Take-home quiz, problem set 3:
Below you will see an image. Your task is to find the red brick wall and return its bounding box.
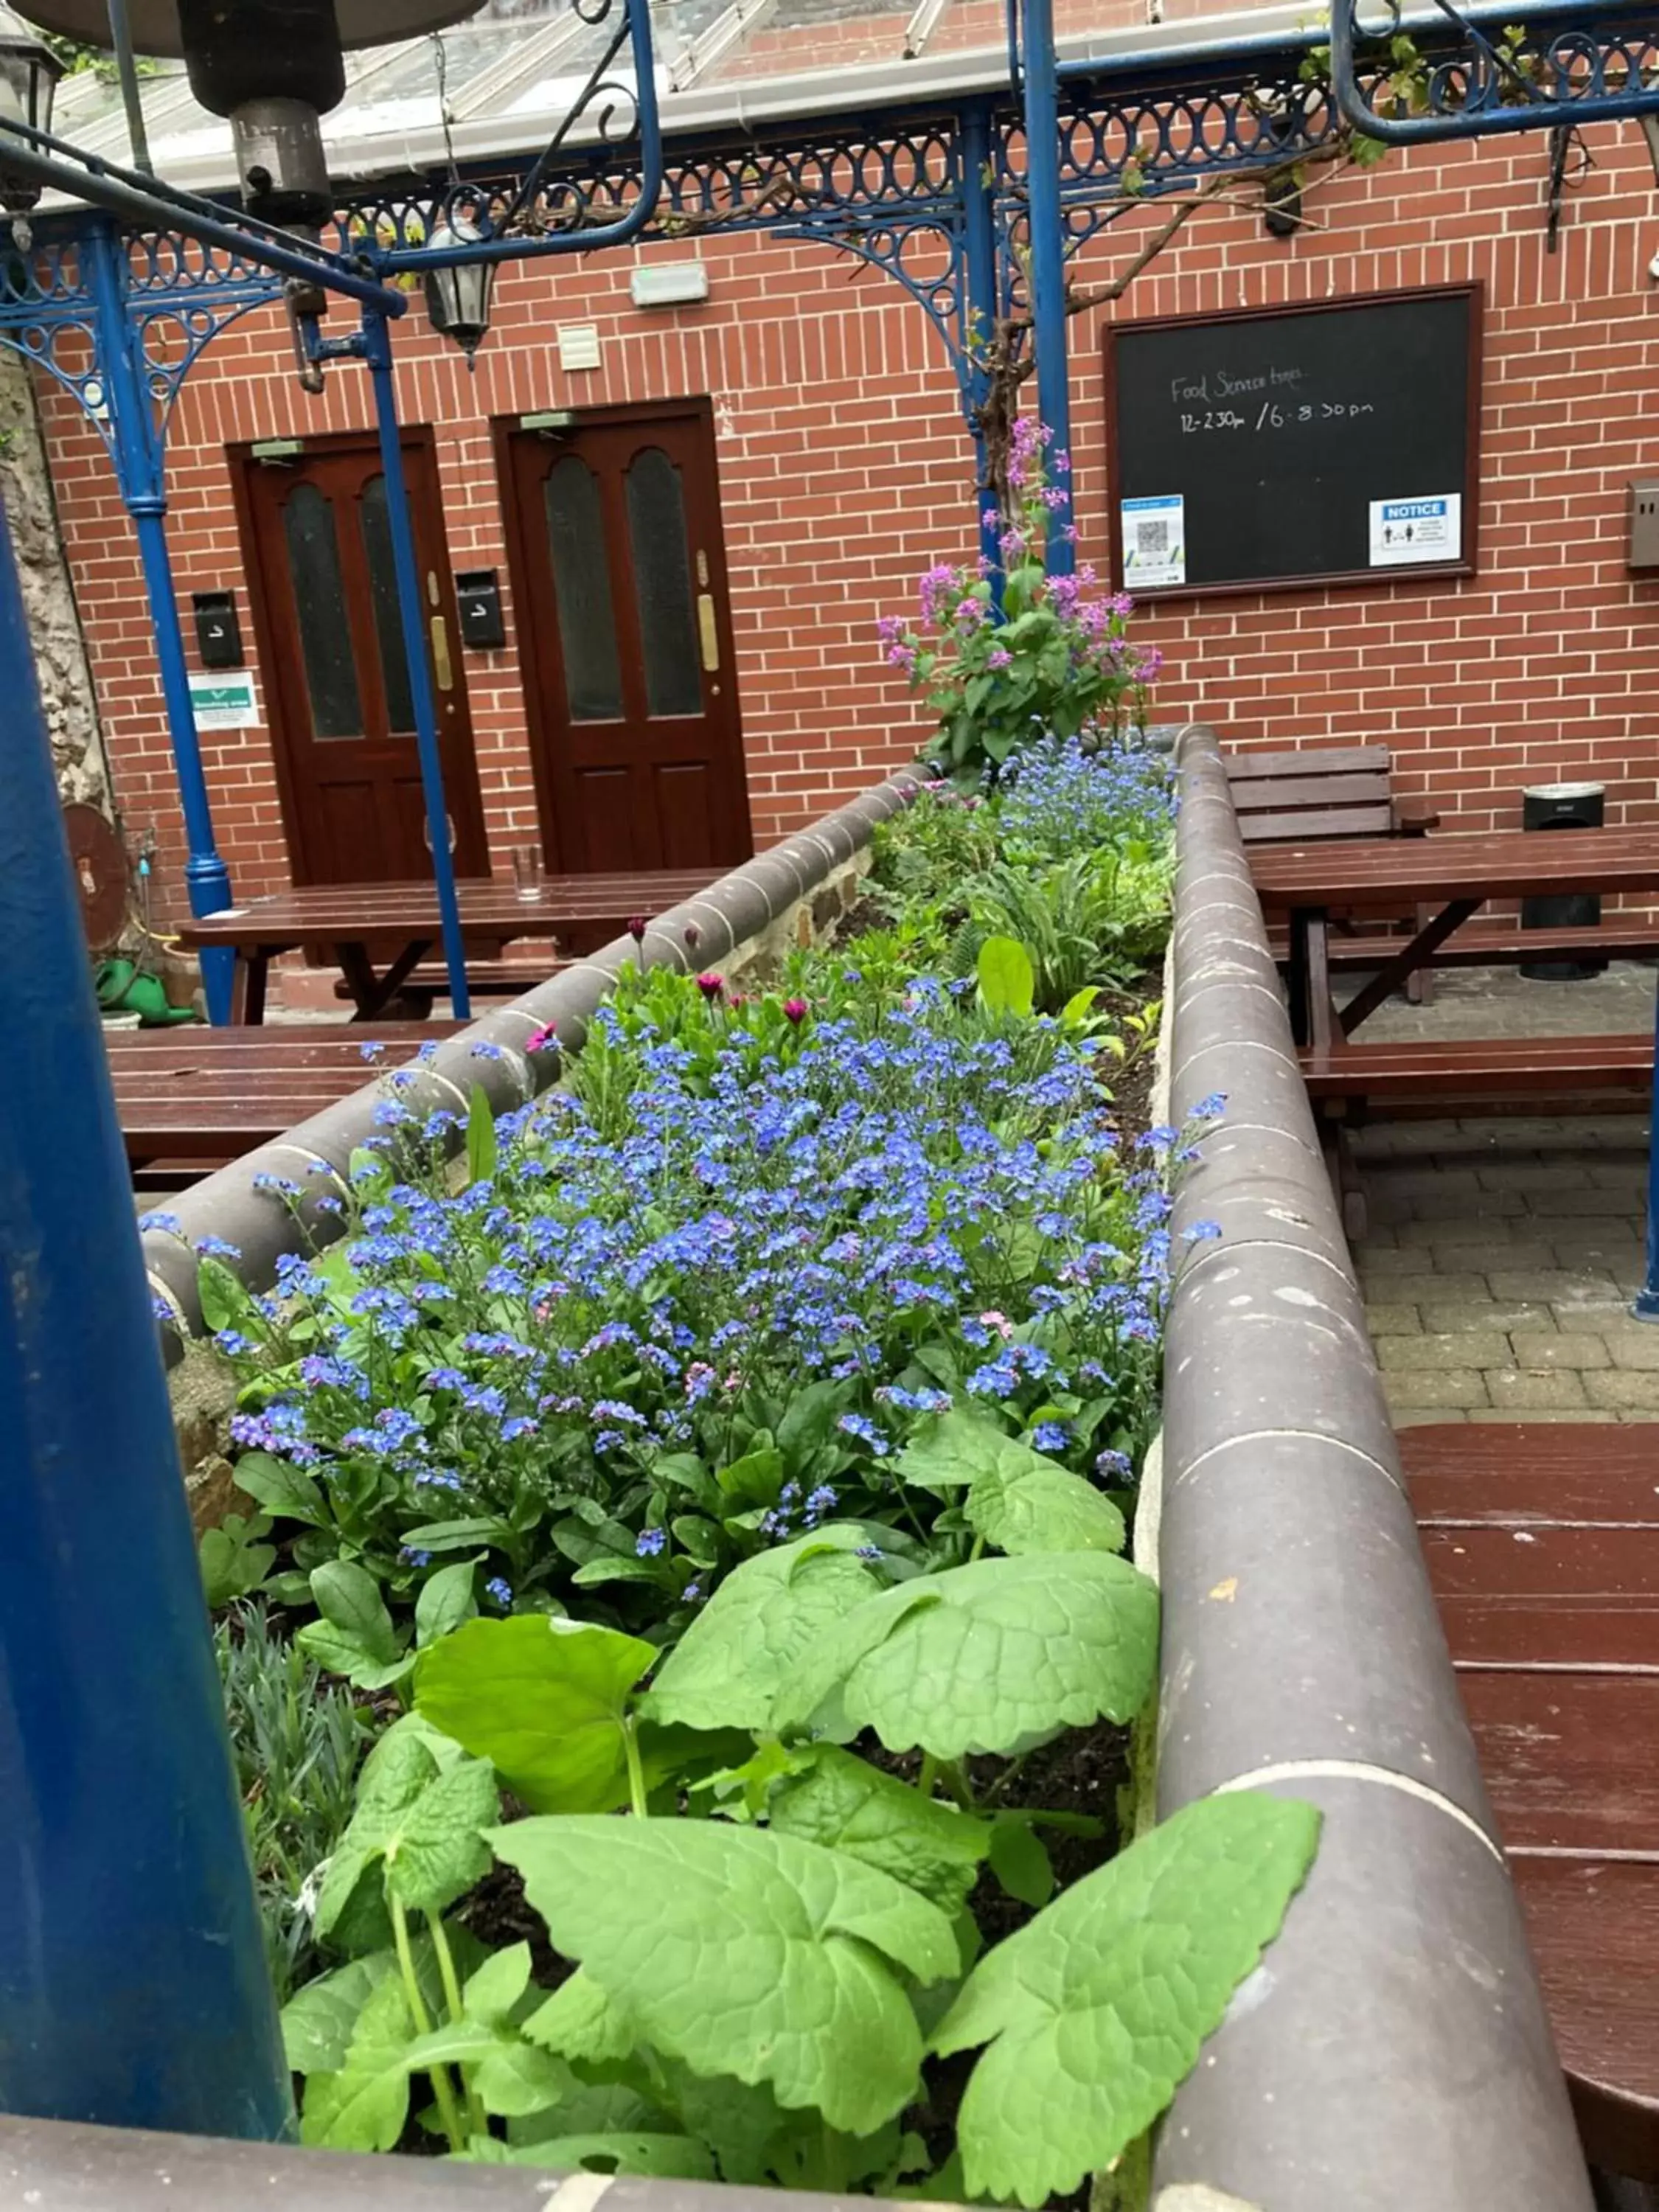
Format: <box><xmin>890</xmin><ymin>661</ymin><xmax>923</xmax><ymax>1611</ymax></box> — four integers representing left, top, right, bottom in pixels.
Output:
<box><xmin>36</xmin><ymin>111</ymin><xmax>1659</xmax><ymax>928</ymax></box>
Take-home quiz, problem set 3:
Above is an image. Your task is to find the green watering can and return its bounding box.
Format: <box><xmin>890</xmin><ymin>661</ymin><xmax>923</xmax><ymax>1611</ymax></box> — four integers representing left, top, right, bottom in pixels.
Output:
<box><xmin>94</xmin><ymin>957</ymin><xmax>199</xmax><ymax>1026</ymax></box>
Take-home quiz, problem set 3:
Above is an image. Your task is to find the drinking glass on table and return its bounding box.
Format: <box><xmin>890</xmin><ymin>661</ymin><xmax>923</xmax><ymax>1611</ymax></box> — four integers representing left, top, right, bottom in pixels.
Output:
<box><xmin>510</xmin><ymin>846</ymin><xmax>544</xmax><ymax>902</ymax></box>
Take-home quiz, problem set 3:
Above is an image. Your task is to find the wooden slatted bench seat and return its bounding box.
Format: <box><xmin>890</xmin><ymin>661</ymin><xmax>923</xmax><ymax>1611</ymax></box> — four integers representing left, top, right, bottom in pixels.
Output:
<box><xmin>108</xmin><ymin>1022</ymin><xmax>464</xmax><ymax>1175</ymax></box>
<box><xmin>1301</xmin><ymin>1034</ymin><xmax>1655</xmax><ymax>1105</ymax></box>
<box><xmin>1308</xmin><ymin>919</ymin><xmax>1659</xmax><ymax>970</ymax></box>
<box><xmin>1401</xmin><ymin>1423</ymin><xmax>1659</xmax><ymax>2189</ymax></box>
<box><xmin>1225</xmin><ymin>743</ymin><xmax>1439</xmax><ymax>844</ymax></box>
<box><xmin>1228</xmin><ymin>743</ymin><xmax>1441</xmax><ymax>1003</ymax></box>
<box><xmin>332</xmin><ymin>961</ymin><xmax>567</xmax><ymax>1015</ymax></box>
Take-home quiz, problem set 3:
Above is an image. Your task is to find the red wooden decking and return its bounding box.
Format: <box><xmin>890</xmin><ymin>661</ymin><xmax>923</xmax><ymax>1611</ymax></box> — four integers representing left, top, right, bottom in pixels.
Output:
<box><xmin>1402</xmin><ymin>1423</ymin><xmax>1659</xmax><ymax>2182</ymax></box>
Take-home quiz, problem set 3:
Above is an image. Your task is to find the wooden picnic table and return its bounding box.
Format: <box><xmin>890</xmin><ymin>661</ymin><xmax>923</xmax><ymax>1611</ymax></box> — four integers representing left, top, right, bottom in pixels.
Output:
<box><xmin>175</xmin><ymin>871</ymin><xmax>718</xmax><ymax>1022</ymax></box>
<box><xmin>1251</xmin><ymin>827</ymin><xmax>1659</xmax><ymax>1048</ymax></box>
<box><xmin>110</xmin><ymin>1023</ymin><xmax>464</xmax><ymax>1169</ymax></box>
<box><xmin>1402</xmin><ymin>1423</ymin><xmax>1659</xmax><ymax>2184</ymax></box>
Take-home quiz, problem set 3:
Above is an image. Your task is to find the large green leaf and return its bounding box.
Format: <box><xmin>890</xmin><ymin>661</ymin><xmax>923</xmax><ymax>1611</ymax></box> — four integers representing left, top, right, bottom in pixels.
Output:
<box><xmin>493</xmin><ymin>2132</ymin><xmax>719</xmax><ymax>2178</ymax></box>
<box><xmin>301</xmin><ymin>1995</ymin><xmax>501</xmax><ymax>2154</ymax></box>
<box><xmin>314</xmin><ymin>1733</ymin><xmax>495</xmax><ymax>1935</ymax></box>
<box><xmin>493</xmin><ymin>1816</ymin><xmax>957</xmax><ymax>2134</ymax></box>
<box><xmin>772</xmin><ymin>1552</ymin><xmax>1158</xmax><ymax>1759</ymax></box>
<box><xmin>641</xmin><ymin>1531</ymin><xmax>881</xmax><ymax>1735</ymax></box>
<box><xmin>900</xmin><ymin>1413</ymin><xmax>1125</xmax><ymax>1554</ymax></box>
<box><xmin>465</xmin><ymin>1083</ymin><xmax>498</xmax><ymax>1187</ymax></box>
<box><xmin>966</xmin><ymin>1454</ymin><xmax>1124</xmax><ymax>1558</ymax></box>
<box><xmin>282</xmin><ymin>1930</ymin><xmax>484</xmax><ymax>2074</ymax></box>
<box><xmin>415</xmin><ymin>1560</ymin><xmax>478</xmax><ymax>1648</ymax></box>
<box><xmin>297</xmin><ymin>1559</ymin><xmax>411</xmax><ymax>1688</ymax></box>
<box><xmin>769</xmin><ymin>1747</ymin><xmax>990</xmax><ymax>1914</ymax></box>
<box><xmin>932</xmin><ymin>1792</ymin><xmax>1322</xmax><ymax>2206</ymax></box>
<box><xmin>415</xmin><ymin>1615</ymin><xmax>655</xmax><ymax>1814</ymax></box>
<box><xmin>522</xmin><ymin>1968</ymin><xmax>639</xmax><ymax>2065</ymax></box>
<box><xmin>299</xmin><ymin>1978</ymin><xmax>416</xmax><ymax>2152</ymax></box>
<box><xmin>231</xmin><ymin>1450</ymin><xmax>325</xmax><ymax>1527</ymax></box>
<box><xmin>282</xmin><ymin>1952</ymin><xmax>401</xmax><ymax>2076</ymax></box>
<box><xmin>380</xmin><ymin>1757</ymin><xmax>498</xmax><ymax>1916</ymax></box>
<box><xmin>976</xmin><ymin>936</ymin><xmax>1034</xmax><ymax>1018</ymax></box>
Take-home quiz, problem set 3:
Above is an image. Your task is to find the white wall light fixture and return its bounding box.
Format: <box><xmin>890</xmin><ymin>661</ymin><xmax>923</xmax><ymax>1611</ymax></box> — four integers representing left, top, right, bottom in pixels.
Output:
<box><xmin>630</xmin><ymin>262</ymin><xmax>711</xmax><ymax>309</ymax></box>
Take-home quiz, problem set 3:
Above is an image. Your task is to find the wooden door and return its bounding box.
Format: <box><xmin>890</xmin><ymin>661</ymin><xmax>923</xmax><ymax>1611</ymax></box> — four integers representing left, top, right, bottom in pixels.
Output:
<box><xmin>498</xmin><ymin>400</ymin><xmax>752</xmax><ymax>873</ymax></box>
<box><xmin>232</xmin><ymin>431</ymin><xmax>490</xmax><ymax>884</ymax></box>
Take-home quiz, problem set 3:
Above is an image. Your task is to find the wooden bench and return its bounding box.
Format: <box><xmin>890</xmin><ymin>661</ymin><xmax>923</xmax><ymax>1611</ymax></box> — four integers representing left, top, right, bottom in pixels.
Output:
<box><xmin>1402</xmin><ymin>1423</ymin><xmax>1659</xmax><ymax>2188</ymax></box>
<box><xmin>1228</xmin><ymin>744</ymin><xmax>1442</xmax><ymax>1001</ymax></box>
<box><xmin>1225</xmin><ymin>743</ymin><xmax>1439</xmax><ymax>844</ymax></box>
<box><xmin>1315</xmin><ymin>919</ymin><xmax>1658</xmax><ymax>973</ymax></box>
<box><xmin>332</xmin><ymin>961</ymin><xmax>567</xmax><ymax>1016</ymax></box>
<box><xmin>1301</xmin><ymin>1034</ymin><xmax>1655</xmax><ymax>1105</ymax></box>
<box><xmin>109</xmin><ymin>1022</ymin><xmax>464</xmax><ymax>1177</ymax></box>
<box><xmin>1301</xmin><ymin>1034</ymin><xmax>1653</xmax><ymax>1234</ymax></box>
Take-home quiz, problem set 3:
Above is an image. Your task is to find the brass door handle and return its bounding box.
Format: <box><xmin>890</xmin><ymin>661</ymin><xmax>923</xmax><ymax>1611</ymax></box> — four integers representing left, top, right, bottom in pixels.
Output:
<box><xmin>431</xmin><ymin>614</ymin><xmax>453</xmax><ymax>692</ymax></box>
<box><xmin>697</xmin><ymin>592</ymin><xmax>719</xmax><ymax>674</ymax></box>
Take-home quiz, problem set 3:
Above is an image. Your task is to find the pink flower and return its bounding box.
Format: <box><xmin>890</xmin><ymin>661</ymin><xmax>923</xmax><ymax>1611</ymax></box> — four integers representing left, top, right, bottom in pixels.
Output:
<box><xmin>526</xmin><ymin>1020</ymin><xmax>557</xmax><ymax>1054</ymax></box>
<box><xmin>979</xmin><ymin>1309</ymin><xmax>1014</xmax><ymax>1339</ymax></box>
<box><xmin>1054</xmin><ymin>449</ymin><xmax>1071</xmax><ymax>473</ymax></box>
<box><xmin>783</xmin><ymin>997</ymin><xmax>808</xmax><ymax>1023</ymax></box>
<box><xmin>987</xmin><ymin>646</ymin><xmax>1012</xmax><ymax>669</ymax></box>
<box><xmin>627</xmin><ymin>914</ymin><xmax>647</xmax><ymax>942</ymax></box>
<box><xmin>695</xmin><ymin>971</ymin><xmax>723</xmax><ymax>1001</ymax></box>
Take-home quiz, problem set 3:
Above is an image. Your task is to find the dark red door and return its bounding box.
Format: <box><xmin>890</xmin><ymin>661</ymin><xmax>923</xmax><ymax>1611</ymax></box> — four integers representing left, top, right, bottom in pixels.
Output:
<box><xmin>499</xmin><ymin>400</ymin><xmax>752</xmax><ymax>873</ymax></box>
<box><xmin>233</xmin><ymin>431</ymin><xmax>489</xmax><ymax>883</ymax></box>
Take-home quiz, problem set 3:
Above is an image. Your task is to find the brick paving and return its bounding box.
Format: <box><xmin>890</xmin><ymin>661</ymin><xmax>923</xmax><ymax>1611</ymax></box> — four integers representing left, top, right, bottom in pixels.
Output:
<box><xmin>1347</xmin><ymin>961</ymin><xmax>1658</xmax><ymax>1424</ymax></box>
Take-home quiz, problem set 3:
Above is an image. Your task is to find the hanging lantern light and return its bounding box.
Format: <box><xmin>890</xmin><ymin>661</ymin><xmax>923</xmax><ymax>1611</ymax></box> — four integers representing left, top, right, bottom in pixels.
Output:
<box><xmin>0</xmin><ymin>4</ymin><xmax>63</xmax><ymax>241</ymax></box>
<box><xmin>423</xmin><ymin>211</ymin><xmax>495</xmax><ymax>363</ymax></box>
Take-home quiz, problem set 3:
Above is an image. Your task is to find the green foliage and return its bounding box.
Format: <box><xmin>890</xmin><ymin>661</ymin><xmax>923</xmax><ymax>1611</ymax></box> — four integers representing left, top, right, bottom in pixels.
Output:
<box><xmin>216</xmin><ymin>1602</ymin><xmax>372</xmax><ymax>2002</ymax></box>
<box><xmin>934</xmin><ymin>1792</ymin><xmax>1322</xmax><ymax>2203</ymax></box>
<box><xmin>878</xmin><ymin>428</ymin><xmax>1156</xmax><ymax>786</ymax></box>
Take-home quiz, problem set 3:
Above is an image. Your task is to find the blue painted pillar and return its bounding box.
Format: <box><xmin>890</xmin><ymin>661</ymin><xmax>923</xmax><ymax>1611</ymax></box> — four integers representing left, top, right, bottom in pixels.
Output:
<box><xmin>359</xmin><ymin>306</ymin><xmax>471</xmax><ymax>1021</ymax></box>
<box><xmin>0</xmin><ymin>491</ymin><xmax>291</xmax><ymax>2138</ymax></box>
<box><xmin>85</xmin><ymin>222</ymin><xmax>235</xmax><ymax>1023</ymax></box>
<box><xmin>1635</xmin><ymin>973</ymin><xmax>1659</xmax><ymax>1321</ymax></box>
<box><xmin>1020</xmin><ymin>0</ymin><xmax>1074</xmax><ymax>572</ymax></box>
<box><xmin>960</xmin><ymin>100</ymin><xmax>1005</xmax><ymax>582</ymax></box>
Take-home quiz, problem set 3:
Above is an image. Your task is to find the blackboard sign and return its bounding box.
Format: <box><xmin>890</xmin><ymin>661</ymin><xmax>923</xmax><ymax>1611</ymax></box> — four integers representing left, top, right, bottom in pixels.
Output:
<box><xmin>1103</xmin><ymin>285</ymin><xmax>1481</xmax><ymax>598</ymax></box>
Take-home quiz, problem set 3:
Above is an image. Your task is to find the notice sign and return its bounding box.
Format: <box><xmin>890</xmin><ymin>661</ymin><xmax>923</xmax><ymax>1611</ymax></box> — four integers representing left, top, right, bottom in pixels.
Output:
<box><xmin>1368</xmin><ymin>493</ymin><xmax>1461</xmax><ymax>568</ymax></box>
<box><xmin>188</xmin><ymin>670</ymin><xmax>260</xmax><ymax>729</ymax></box>
<box><xmin>1121</xmin><ymin>493</ymin><xmax>1186</xmax><ymax>588</ymax></box>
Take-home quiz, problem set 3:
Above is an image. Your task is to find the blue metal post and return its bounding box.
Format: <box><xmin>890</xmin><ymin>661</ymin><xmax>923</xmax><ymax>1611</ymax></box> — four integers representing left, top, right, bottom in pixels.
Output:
<box><xmin>960</xmin><ymin>100</ymin><xmax>1006</xmax><ymax>582</ymax></box>
<box><xmin>0</xmin><ymin>493</ymin><xmax>291</xmax><ymax>2138</ymax></box>
<box><xmin>85</xmin><ymin>222</ymin><xmax>235</xmax><ymax>1023</ymax></box>
<box><xmin>360</xmin><ymin>306</ymin><xmax>471</xmax><ymax>1021</ymax></box>
<box><xmin>1635</xmin><ymin>975</ymin><xmax>1659</xmax><ymax>1320</ymax></box>
<box><xmin>1019</xmin><ymin>0</ymin><xmax>1074</xmax><ymax>571</ymax></box>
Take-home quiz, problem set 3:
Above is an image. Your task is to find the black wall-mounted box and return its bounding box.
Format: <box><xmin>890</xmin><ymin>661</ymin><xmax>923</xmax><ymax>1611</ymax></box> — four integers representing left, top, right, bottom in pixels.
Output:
<box><xmin>192</xmin><ymin>590</ymin><xmax>244</xmax><ymax>669</ymax></box>
<box><xmin>456</xmin><ymin>569</ymin><xmax>505</xmax><ymax>650</ymax></box>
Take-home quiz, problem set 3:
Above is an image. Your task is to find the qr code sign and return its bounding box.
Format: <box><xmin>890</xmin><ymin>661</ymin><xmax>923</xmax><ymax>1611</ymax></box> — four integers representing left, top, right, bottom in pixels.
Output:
<box><xmin>1135</xmin><ymin>519</ymin><xmax>1169</xmax><ymax>554</ymax></box>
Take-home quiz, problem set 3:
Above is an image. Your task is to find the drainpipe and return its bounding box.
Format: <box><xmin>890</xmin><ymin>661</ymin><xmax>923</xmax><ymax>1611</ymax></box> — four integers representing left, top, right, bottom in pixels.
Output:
<box><xmin>959</xmin><ymin>100</ymin><xmax>1004</xmax><ymax>585</ymax></box>
<box><xmin>0</xmin><ymin>486</ymin><xmax>291</xmax><ymax>2138</ymax></box>
<box><xmin>85</xmin><ymin>220</ymin><xmax>235</xmax><ymax>1023</ymax></box>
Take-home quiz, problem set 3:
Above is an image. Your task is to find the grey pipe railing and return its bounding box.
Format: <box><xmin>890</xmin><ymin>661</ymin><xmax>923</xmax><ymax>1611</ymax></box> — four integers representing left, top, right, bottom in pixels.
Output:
<box><xmin>143</xmin><ymin>771</ymin><xmax>919</xmax><ymax>1346</ymax></box>
<box><xmin>0</xmin><ymin>2114</ymin><xmax>860</xmax><ymax>2211</ymax></box>
<box><xmin>1152</xmin><ymin>723</ymin><xmax>1593</xmax><ymax>2211</ymax></box>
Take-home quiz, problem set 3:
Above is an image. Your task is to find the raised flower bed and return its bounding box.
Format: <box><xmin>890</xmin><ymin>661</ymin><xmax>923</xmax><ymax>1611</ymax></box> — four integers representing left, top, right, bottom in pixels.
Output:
<box><xmin>147</xmin><ymin>717</ymin><xmax>1326</xmax><ymax>2206</ymax></box>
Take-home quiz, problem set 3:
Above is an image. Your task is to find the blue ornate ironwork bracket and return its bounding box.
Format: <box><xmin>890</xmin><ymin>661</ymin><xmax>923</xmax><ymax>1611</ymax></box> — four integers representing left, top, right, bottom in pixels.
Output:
<box><xmin>1329</xmin><ymin>0</ymin><xmax>1659</xmax><ymax>142</ymax></box>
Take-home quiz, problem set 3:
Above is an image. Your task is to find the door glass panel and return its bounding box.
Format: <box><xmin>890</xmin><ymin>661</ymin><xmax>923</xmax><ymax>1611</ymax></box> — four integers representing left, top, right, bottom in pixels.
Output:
<box><xmin>358</xmin><ymin>474</ymin><xmax>417</xmax><ymax>734</ymax></box>
<box><xmin>281</xmin><ymin>482</ymin><xmax>364</xmax><ymax>740</ymax></box>
<box><xmin>544</xmin><ymin>455</ymin><xmax>623</xmax><ymax>721</ymax></box>
<box><xmin>625</xmin><ymin>447</ymin><xmax>702</xmax><ymax>718</ymax></box>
